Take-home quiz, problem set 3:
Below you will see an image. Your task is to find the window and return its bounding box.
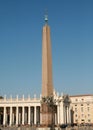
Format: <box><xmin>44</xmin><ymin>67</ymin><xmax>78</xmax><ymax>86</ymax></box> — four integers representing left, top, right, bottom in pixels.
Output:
<box><xmin>81</xmin><ymin>104</ymin><xmax>83</xmax><ymax>106</ymax></box>
<box><xmin>82</xmin><ymin>99</ymin><xmax>84</xmax><ymax>101</ymax></box>
<box><xmin>75</xmin><ymin>99</ymin><xmax>78</xmax><ymax>101</ymax></box>
<box><xmin>75</xmin><ymin>119</ymin><xmax>78</xmax><ymax>122</ymax></box>
<box><xmin>81</xmin><ymin>119</ymin><xmax>84</xmax><ymax>122</ymax></box>
<box><xmin>75</xmin><ymin>114</ymin><xmax>77</xmax><ymax>117</ymax></box>
<box><xmin>81</xmin><ymin>107</ymin><xmax>83</xmax><ymax>112</ymax></box>
<box><xmin>75</xmin><ymin>108</ymin><xmax>77</xmax><ymax>112</ymax></box>
<box><xmin>87</xmin><ymin>107</ymin><xmax>90</xmax><ymax>112</ymax></box>
<box><xmin>88</xmin><ymin>119</ymin><xmax>91</xmax><ymax>122</ymax></box>
<box><xmin>81</xmin><ymin>114</ymin><xmax>84</xmax><ymax>117</ymax></box>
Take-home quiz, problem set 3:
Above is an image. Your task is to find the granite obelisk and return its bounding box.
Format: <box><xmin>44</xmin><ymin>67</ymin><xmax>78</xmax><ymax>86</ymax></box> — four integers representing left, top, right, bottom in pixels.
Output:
<box><xmin>41</xmin><ymin>14</ymin><xmax>53</xmax><ymax>126</ymax></box>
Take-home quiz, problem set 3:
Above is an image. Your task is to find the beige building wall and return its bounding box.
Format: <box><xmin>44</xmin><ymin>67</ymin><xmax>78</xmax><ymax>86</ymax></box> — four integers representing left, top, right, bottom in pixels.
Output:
<box><xmin>70</xmin><ymin>95</ymin><xmax>93</xmax><ymax>124</ymax></box>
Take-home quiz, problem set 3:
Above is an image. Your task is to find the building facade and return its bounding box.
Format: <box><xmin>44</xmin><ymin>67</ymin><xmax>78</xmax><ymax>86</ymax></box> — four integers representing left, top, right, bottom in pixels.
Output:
<box><xmin>0</xmin><ymin>93</ymin><xmax>71</xmax><ymax>126</ymax></box>
<box><xmin>0</xmin><ymin>94</ymin><xmax>93</xmax><ymax>126</ymax></box>
<box><xmin>70</xmin><ymin>94</ymin><xmax>93</xmax><ymax>125</ymax></box>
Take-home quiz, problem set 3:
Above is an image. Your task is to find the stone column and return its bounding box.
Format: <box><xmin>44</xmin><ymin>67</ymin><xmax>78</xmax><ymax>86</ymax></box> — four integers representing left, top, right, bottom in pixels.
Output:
<box><xmin>60</xmin><ymin>102</ymin><xmax>64</xmax><ymax>124</ymax></box>
<box><xmin>65</xmin><ymin>106</ymin><xmax>67</xmax><ymax>124</ymax></box>
<box><xmin>34</xmin><ymin>106</ymin><xmax>36</xmax><ymax>125</ymax></box>
<box><xmin>69</xmin><ymin>107</ymin><xmax>71</xmax><ymax>124</ymax></box>
<box><xmin>9</xmin><ymin>107</ymin><xmax>12</xmax><ymax>126</ymax></box>
<box><xmin>19</xmin><ymin>113</ymin><xmax>21</xmax><ymax>124</ymax></box>
<box><xmin>16</xmin><ymin>107</ymin><xmax>18</xmax><ymax>126</ymax></box>
<box><xmin>63</xmin><ymin>106</ymin><xmax>66</xmax><ymax>124</ymax></box>
<box><xmin>55</xmin><ymin>113</ymin><xmax>57</xmax><ymax>125</ymax></box>
<box><xmin>12</xmin><ymin>113</ymin><xmax>14</xmax><ymax>125</ymax></box>
<box><xmin>3</xmin><ymin>107</ymin><xmax>6</xmax><ymax>126</ymax></box>
<box><xmin>57</xmin><ymin>105</ymin><xmax>60</xmax><ymax>124</ymax></box>
<box><xmin>22</xmin><ymin>107</ymin><xmax>24</xmax><ymax>125</ymax></box>
<box><xmin>28</xmin><ymin>106</ymin><xmax>30</xmax><ymax>125</ymax></box>
<box><xmin>40</xmin><ymin>110</ymin><xmax>42</xmax><ymax>125</ymax></box>
<box><xmin>67</xmin><ymin>107</ymin><xmax>69</xmax><ymax>124</ymax></box>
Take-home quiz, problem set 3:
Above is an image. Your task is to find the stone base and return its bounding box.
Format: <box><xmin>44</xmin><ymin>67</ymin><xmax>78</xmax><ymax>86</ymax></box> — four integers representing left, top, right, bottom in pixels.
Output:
<box><xmin>41</xmin><ymin>103</ymin><xmax>53</xmax><ymax>126</ymax></box>
<box><xmin>37</xmin><ymin>127</ymin><xmax>60</xmax><ymax>130</ymax></box>
<box><xmin>37</xmin><ymin>128</ymin><xmax>50</xmax><ymax>130</ymax></box>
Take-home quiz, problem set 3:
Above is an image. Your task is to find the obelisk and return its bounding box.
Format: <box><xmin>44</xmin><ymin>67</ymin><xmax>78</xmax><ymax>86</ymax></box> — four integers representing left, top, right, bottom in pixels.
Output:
<box><xmin>41</xmin><ymin>14</ymin><xmax>53</xmax><ymax>126</ymax></box>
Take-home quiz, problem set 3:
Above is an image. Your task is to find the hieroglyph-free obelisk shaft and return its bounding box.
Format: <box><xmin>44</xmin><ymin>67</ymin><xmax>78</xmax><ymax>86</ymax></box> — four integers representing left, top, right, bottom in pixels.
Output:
<box><xmin>42</xmin><ymin>24</ymin><xmax>53</xmax><ymax>97</ymax></box>
<box><xmin>41</xmin><ymin>15</ymin><xmax>53</xmax><ymax>126</ymax></box>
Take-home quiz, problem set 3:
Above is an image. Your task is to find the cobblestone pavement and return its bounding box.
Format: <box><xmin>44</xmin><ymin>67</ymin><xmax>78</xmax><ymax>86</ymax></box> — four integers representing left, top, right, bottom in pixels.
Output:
<box><xmin>0</xmin><ymin>126</ymin><xmax>36</xmax><ymax>130</ymax></box>
<box><xmin>65</xmin><ymin>126</ymin><xmax>93</xmax><ymax>130</ymax></box>
<box><xmin>0</xmin><ymin>126</ymin><xmax>93</xmax><ymax>130</ymax></box>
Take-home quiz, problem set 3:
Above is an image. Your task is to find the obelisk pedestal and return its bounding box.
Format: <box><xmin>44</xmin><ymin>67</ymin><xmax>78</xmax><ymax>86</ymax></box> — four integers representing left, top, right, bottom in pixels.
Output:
<box><xmin>41</xmin><ymin>104</ymin><xmax>52</xmax><ymax>126</ymax></box>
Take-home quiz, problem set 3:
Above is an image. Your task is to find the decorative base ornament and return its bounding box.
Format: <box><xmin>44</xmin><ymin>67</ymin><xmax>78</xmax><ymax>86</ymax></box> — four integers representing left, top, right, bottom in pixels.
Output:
<box><xmin>41</xmin><ymin>95</ymin><xmax>57</xmax><ymax>127</ymax></box>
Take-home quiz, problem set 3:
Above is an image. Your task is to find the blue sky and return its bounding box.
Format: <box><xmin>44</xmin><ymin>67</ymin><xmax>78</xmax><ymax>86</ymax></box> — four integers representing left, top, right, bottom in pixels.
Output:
<box><xmin>0</xmin><ymin>0</ymin><xmax>93</xmax><ymax>98</ymax></box>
